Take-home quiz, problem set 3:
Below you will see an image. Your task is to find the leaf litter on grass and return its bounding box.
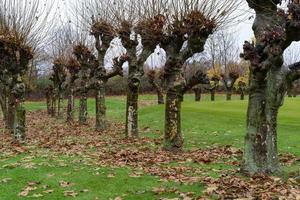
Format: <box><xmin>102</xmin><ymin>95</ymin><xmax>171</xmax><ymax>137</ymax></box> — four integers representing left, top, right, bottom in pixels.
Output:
<box><xmin>1</xmin><ymin>111</ymin><xmax>300</xmax><ymax>199</ymax></box>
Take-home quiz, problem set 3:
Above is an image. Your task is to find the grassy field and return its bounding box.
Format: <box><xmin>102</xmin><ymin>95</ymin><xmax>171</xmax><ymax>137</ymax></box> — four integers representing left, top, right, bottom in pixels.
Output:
<box><xmin>25</xmin><ymin>94</ymin><xmax>300</xmax><ymax>155</ymax></box>
<box><xmin>1</xmin><ymin>94</ymin><xmax>299</xmax><ymax>199</ymax></box>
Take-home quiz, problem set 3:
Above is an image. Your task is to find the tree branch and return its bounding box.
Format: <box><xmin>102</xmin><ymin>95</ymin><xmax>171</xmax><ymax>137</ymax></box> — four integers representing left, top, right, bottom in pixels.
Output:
<box><xmin>287</xmin><ymin>61</ymin><xmax>300</xmax><ymax>83</ymax></box>
<box><xmin>105</xmin><ymin>55</ymin><xmax>128</xmax><ymax>80</ymax></box>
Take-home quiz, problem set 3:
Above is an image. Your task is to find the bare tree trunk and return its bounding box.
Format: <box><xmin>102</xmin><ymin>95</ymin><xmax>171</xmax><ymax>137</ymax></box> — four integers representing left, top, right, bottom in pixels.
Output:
<box><xmin>194</xmin><ymin>87</ymin><xmax>202</xmax><ymax>102</ymax></box>
<box><xmin>51</xmin><ymin>96</ymin><xmax>57</xmax><ymax>117</ymax></box>
<box><xmin>46</xmin><ymin>95</ymin><xmax>52</xmax><ymax>115</ymax></box>
<box><xmin>13</xmin><ymin>101</ymin><xmax>26</xmax><ymax>143</ymax></box>
<box><xmin>79</xmin><ymin>91</ymin><xmax>88</xmax><ymax>125</ymax></box>
<box><xmin>7</xmin><ymin>94</ymin><xmax>15</xmax><ymax>131</ymax></box>
<box><xmin>210</xmin><ymin>89</ymin><xmax>215</xmax><ymax>101</ymax></box>
<box><xmin>240</xmin><ymin>89</ymin><xmax>245</xmax><ymax>100</ymax></box>
<box><xmin>95</xmin><ymin>82</ymin><xmax>106</xmax><ymax>131</ymax></box>
<box><xmin>0</xmin><ymin>90</ymin><xmax>8</xmax><ymax>125</ymax></box>
<box><xmin>12</xmin><ymin>80</ymin><xmax>26</xmax><ymax>143</ymax></box>
<box><xmin>243</xmin><ymin>70</ymin><xmax>271</xmax><ymax>174</ymax></box>
<box><xmin>157</xmin><ymin>92</ymin><xmax>164</xmax><ymax>104</ymax></box>
<box><xmin>226</xmin><ymin>87</ymin><xmax>232</xmax><ymax>101</ymax></box>
<box><xmin>57</xmin><ymin>92</ymin><xmax>63</xmax><ymax>119</ymax></box>
<box><xmin>67</xmin><ymin>89</ymin><xmax>74</xmax><ymax>124</ymax></box>
<box><xmin>164</xmin><ymin>62</ymin><xmax>184</xmax><ymax>151</ymax></box>
<box><xmin>125</xmin><ymin>77</ymin><xmax>140</xmax><ymax>138</ymax></box>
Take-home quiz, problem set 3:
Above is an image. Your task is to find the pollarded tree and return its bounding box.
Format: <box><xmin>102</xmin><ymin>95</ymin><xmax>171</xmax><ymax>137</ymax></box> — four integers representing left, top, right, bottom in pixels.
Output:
<box><xmin>145</xmin><ymin>68</ymin><xmax>165</xmax><ymax>104</ymax></box>
<box><xmin>158</xmin><ymin>0</ymin><xmax>242</xmax><ymax>151</ymax></box>
<box><xmin>111</xmin><ymin>0</ymin><xmax>162</xmax><ymax>137</ymax></box>
<box><xmin>240</xmin><ymin>0</ymin><xmax>300</xmax><ymax>174</ymax></box>
<box><xmin>0</xmin><ymin>35</ymin><xmax>33</xmax><ymax>141</ymax></box>
<box><xmin>76</xmin><ymin>0</ymin><xmax>127</xmax><ymax>131</ymax></box>
<box><xmin>220</xmin><ymin>62</ymin><xmax>241</xmax><ymax>101</ymax></box>
<box><xmin>183</xmin><ymin>59</ymin><xmax>211</xmax><ymax>102</ymax></box>
<box><xmin>73</xmin><ymin>43</ymin><xmax>96</xmax><ymax>125</ymax></box>
<box><xmin>209</xmin><ymin>75</ymin><xmax>221</xmax><ymax>101</ymax></box>
<box><xmin>237</xmin><ymin>81</ymin><xmax>247</xmax><ymax>100</ymax></box>
<box><xmin>0</xmin><ymin>0</ymin><xmax>53</xmax><ymax>143</ymax></box>
<box><xmin>65</xmin><ymin>58</ymin><xmax>81</xmax><ymax>124</ymax></box>
<box><xmin>50</xmin><ymin>58</ymin><xmax>67</xmax><ymax>119</ymax></box>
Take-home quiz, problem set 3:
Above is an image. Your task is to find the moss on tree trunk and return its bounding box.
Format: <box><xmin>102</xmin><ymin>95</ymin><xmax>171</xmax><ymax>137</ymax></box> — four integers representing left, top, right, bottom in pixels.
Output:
<box><xmin>164</xmin><ymin>60</ymin><xmax>184</xmax><ymax>151</ymax></box>
<box><xmin>13</xmin><ymin>101</ymin><xmax>26</xmax><ymax>143</ymax></box>
<box><xmin>125</xmin><ymin>78</ymin><xmax>139</xmax><ymax>138</ymax></box>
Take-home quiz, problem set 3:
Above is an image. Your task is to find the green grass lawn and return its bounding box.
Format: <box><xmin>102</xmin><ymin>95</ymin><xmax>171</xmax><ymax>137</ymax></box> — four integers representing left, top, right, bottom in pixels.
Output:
<box><xmin>26</xmin><ymin>94</ymin><xmax>300</xmax><ymax>156</ymax></box>
<box><xmin>1</xmin><ymin>94</ymin><xmax>299</xmax><ymax>199</ymax></box>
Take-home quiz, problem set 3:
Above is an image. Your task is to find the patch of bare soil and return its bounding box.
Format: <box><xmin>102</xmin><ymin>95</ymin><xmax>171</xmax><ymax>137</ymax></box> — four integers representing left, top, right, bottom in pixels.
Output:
<box><xmin>1</xmin><ymin>111</ymin><xmax>300</xmax><ymax>199</ymax></box>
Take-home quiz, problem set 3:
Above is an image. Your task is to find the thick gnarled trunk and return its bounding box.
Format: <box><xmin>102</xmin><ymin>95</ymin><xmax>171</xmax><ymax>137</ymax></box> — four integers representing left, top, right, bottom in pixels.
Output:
<box><xmin>164</xmin><ymin>61</ymin><xmax>184</xmax><ymax>151</ymax></box>
<box><xmin>243</xmin><ymin>70</ymin><xmax>270</xmax><ymax>174</ymax></box>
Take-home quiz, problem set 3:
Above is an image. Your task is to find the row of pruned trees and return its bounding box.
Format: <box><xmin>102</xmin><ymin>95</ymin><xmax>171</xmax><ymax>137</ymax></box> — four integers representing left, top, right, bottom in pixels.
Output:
<box><xmin>45</xmin><ymin>0</ymin><xmax>242</xmax><ymax>151</ymax></box>
<box><xmin>2</xmin><ymin>0</ymin><xmax>300</xmax><ymax>177</ymax></box>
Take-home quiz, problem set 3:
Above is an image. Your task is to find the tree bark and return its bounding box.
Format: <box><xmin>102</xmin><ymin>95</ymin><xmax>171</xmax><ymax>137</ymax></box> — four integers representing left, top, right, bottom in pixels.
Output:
<box><xmin>164</xmin><ymin>59</ymin><xmax>184</xmax><ymax>151</ymax></box>
<box><xmin>95</xmin><ymin>81</ymin><xmax>107</xmax><ymax>131</ymax></box>
<box><xmin>243</xmin><ymin>70</ymin><xmax>272</xmax><ymax>174</ymax></box>
<box><xmin>67</xmin><ymin>89</ymin><xmax>74</xmax><ymax>124</ymax></box>
<box><xmin>13</xmin><ymin>101</ymin><xmax>26</xmax><ymax>143</ymax></box>
<box><xmin>79</xmin><ymin>91</ymin><xmax>88</xmax><ymax>125</ymax></box>
<box><xmin>12</xmin><ymin>80</ymin><xmax>26</xmax><ymax>143</ymax></box>
<box><xmin>242</xmin><ymin>0</ymin><xmax>287</xmax><ymax>174</ymax></box>
<box><xmin>0</xmin><ymin>89</ymin><xmax>8</xmax><ymax>125</ymax></box>
<box><xmin>7</xmin><ymin>94</ymin><xmax>15</xmax><ymax>131</ymax></box>
<box><xmin>57</xmin><ymin>92</ymin><xmax>63</xmax><ymax>119</ymax></box>
<box><xmin>125</xmin><ymin>75</ymin><xmax>140</xmax><ymax>138</ymax></box>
